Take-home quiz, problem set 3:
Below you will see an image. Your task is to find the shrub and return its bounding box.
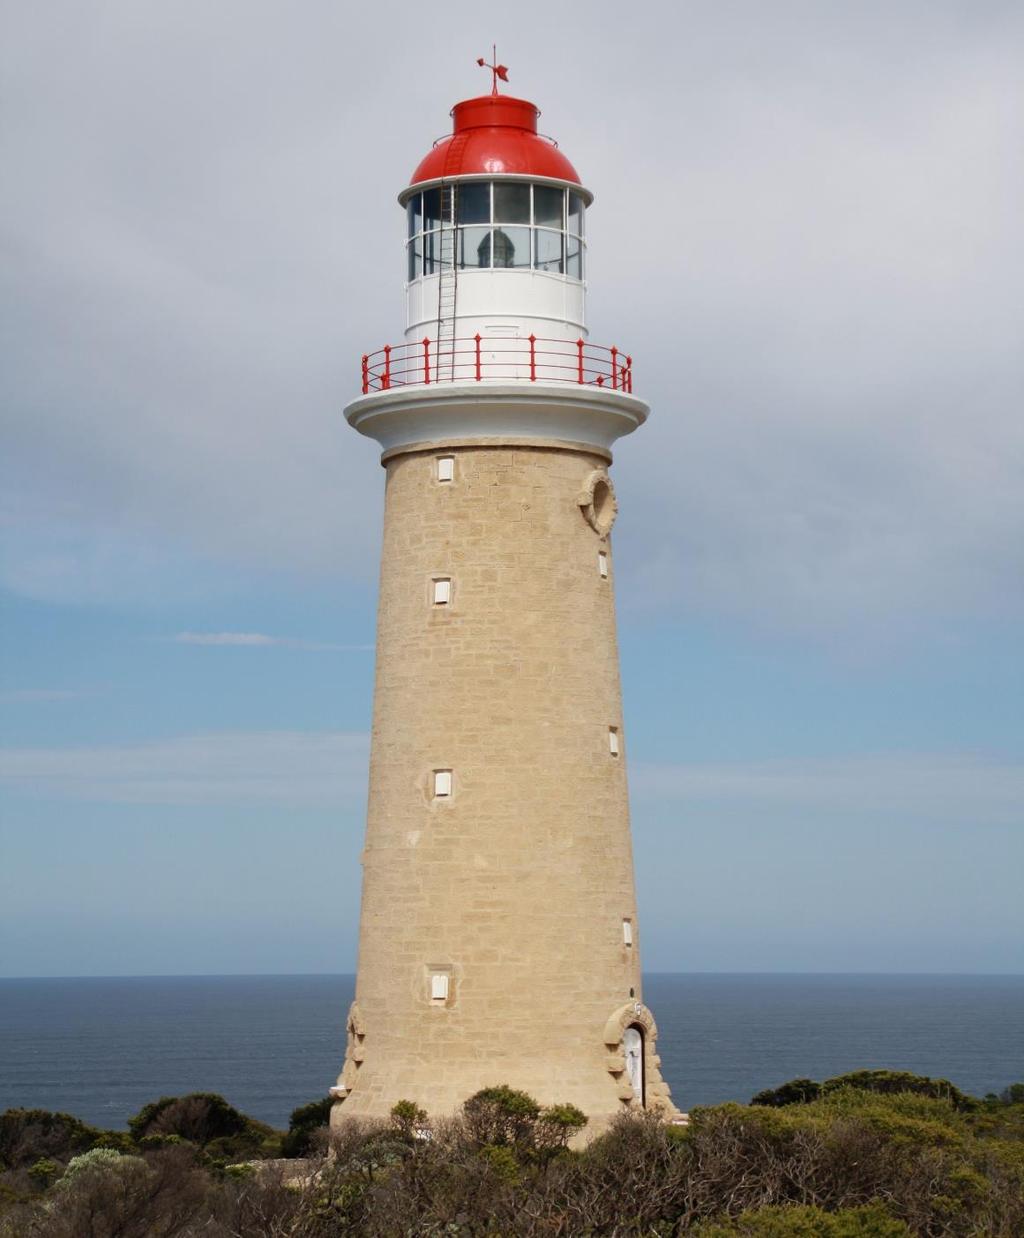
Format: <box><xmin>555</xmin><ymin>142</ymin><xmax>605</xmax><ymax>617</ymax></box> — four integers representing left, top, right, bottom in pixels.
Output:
<box><xmin>281</xmin><ymin>1095</ymin><xmax>334</xmax><ymax>1157</ymax></box>
<box><xmin>0</xmin><ymin>1108</ymin><xmax>104</xmax><ymax>1169</ymax></box>
<box><xmin>127</xmin><ymin>1092</ymin><xmax>248</xmax><ymax>1144</ymax></box>
<box><xmin>1000</xmin><ymin>1083</ymin><xmax>1024</xmax><ymax>1106</ymax></box>
<box><xmin>752</xmin><ymin>1079</ymin><xmax>823</xmax><ymax>1108</ymax></box>
<box><xmin>752</xmin><ymin>1071</ymin><xmax>973</xmax><ymax>1112</ymax></box>
<box><xmin>389</xmin><ymin>1099</ymin><xmax>428</xmax><ymax>1141</ymax></box>
<box><xmin>25</xmin><ymin>1158</ymin><xmax>59</xmax><ymax>1190</ymax></box>
<box><xmin>9</xmin><ymin>1145</ymin><xmax>211</xmax><ymax>1238</ymax></box>
<box><xmin>126</xmin><ymin>1092</ymin><xmax>280</xmax><ymax>1161</ymax></box>
<box><xmin>820</xmin><ymin>1070</ymin><xmax>973</xmax><ymax>1110</ymax></box>
<box><xmin>462</xmin><ymin>1084</ymin><xmax>541</xmax><ymax>1147</ymax></box>
<box><xmin>694</xmin><ymin>1202</ymin><xmax>913</xmax><ymax>1235</ymax></box>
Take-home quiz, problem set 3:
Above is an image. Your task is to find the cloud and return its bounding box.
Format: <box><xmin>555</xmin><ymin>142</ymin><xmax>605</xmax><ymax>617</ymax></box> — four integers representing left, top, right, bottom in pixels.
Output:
<box><xmin>172</xmin><ymin>632</ymin><xmax>373</xmax><ymax>651</ymax></box>
<box><xmin>0</xmin><ymin>730</ymin><xmax>370</xmax><ymax>804</ymax></box>
<box><xmin>1</xmin><ymin>2</ymin><xmax>1021</xmax><ymax>639</ymax></box>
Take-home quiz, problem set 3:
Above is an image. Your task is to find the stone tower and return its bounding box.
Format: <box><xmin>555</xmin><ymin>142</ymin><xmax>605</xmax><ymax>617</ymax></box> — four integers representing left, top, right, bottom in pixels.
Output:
<box><xmin>332</xmin><ymin>75</ymin><xmax>676</xmax><ymax>1131</ymax></box>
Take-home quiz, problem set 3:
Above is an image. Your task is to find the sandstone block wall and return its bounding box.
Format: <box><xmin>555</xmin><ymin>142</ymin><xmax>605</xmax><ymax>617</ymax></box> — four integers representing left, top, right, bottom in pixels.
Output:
<box><xmin>333</xmin><ymin>440</ymin><xmax>674</xmax><ymax>1129</ymax></box>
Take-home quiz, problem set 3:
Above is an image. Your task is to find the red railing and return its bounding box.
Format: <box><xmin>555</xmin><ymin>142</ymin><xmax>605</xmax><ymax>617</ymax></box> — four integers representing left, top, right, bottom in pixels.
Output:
<box><xmin>359</xmin><ymin>335</ymin><xmax>633</xmax><ymax>396</ymax></box>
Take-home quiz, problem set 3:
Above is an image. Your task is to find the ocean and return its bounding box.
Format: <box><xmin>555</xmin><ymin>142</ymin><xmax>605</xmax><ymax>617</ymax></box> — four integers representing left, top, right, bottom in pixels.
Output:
<box><xmin>1</xmin><ymin>974</ymin><xmax>1021</xmax><ymax>1130</ymax></box>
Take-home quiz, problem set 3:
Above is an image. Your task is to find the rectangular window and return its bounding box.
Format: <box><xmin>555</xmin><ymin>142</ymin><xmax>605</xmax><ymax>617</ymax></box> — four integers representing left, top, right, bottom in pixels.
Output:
<box><xmin>569</xmin><ymin>190</ymin><xmax>585</xmax><ymax>236</ymax></box>
<box><xmin>459</xmin><ymin>225</ymin><xmax>492</xmax><ymax>269</ymax></box>
<box><xmin>423</xmin><ymin>229</ymin><xmax>439</xmax><ymax>275</ymax></box>
<box><xmin>433</xmin><ymin>578</ymin><xmax>451</xmax><ymax>605</ymax></box>
<box><xmin>566</xmin><ymin>235</ymin><xmax>583</xmax><ymax>281</ymax></box>
<box><xmin>492</xmin><ymin>225</ymin><xmax>531</xmax><ymax>269</ymax></box>
<box><xmin>534</xmin><ymin>228</ymin><xmax>564</xmax><ymax>274</ymax></box>
<box><xmin>408</xmin><ymin>193</ymin><xmax>422</xmax><ymax>238</ymax></box>
<box><xmin>598</xmin><ymin>551</ymin><xmax>609</xmax><ymax>578</ymax></box>
<box><xmin>457</xmin><ymin>181</ymin><xmax>490</xmax><ymax>224</ymax></box>
<box><xmin>430</xmin><ymin>973</ymin><xmax>449</xmax><ymax>1001</ymax></box>
<box><xmin>623</xmin><ymin>919</ymin><xmax>633</xmax><ymax>947</ymax></box>
<box><xmin>609</xmin><ymin>728</ymin><xmax>620</xmax><ymax>757</ymax></box>
<box><xmin>423</xmin><ymin>187</ymin><xmax>441</xmax><ymax>231</ymax></box>
<box><xmin>437</xmin><ymin>456</ymin><xmax>454</xmax><ymax>482</ymax></box>
<box><xmin>433</xmin><ymin>769</ymin><xmax>452</xmax><ymax>798</ymax></box>
<box><xmin>533</xmin><ymin>184</ymin><xmax>564</xmax><ymax>228</ymax></box>
<box><xmin>408</xmin><ymin>237</ymin><xmax>422</xmax><ymax>281</ymax></box>
<box><xmin>493</xmin><ymin>181</ymin><xmax>531</xmax><ymax>223</ymax></box>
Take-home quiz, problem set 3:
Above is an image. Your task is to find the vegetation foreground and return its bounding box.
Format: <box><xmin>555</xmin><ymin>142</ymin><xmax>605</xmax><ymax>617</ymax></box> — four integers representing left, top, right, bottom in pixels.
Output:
<box><xmin>1</xmin><ymin>1072</ymin><xmax>1022</xmax><ymax>1236</ymax></box>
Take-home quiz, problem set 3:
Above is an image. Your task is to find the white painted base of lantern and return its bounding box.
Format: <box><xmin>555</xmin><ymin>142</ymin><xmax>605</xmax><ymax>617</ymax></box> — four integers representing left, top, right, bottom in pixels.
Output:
<box><xmin>344</xmin><ymin>382</ymin><xmax>649</xmax><ymax>456</ymax></box>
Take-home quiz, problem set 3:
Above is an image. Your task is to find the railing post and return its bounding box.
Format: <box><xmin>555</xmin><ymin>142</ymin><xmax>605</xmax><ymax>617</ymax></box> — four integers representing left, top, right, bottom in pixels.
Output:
<box><xmin>529</xmin><ymin>333</ymin><xmax>536</xmax><ymax>382</ymax></box>
<box><xmin>625</xmin><ymin>355</ymin><xmax>632</xmax><ymax>394</ymax></box>
<box><xmin>610</xmin><ymin>346</ymin><xmax>618</xmax><ymax>390</ymax></box>
<box><xmin>474</xmin><ymin>333</ymin><xmax>482</xmax><ymax>381</ymax></box>
<box><xmin>422</xmin><ymin>336</ymin><xmax>431</xmax><ymax>385</ymax></box>
<box><xmin>576</xmin><ymin>337</ymin><xmax>584</xmax><ymax>384</ymax></box>
<box><xmin>383</xmin><ymin>345</ymin><xmax>391</xmax><ymax>391</ymax></box>
<box><xmin>361</xmin><ymin>354</ymin><xmax>369</xmax><ymax>395</ymax></box>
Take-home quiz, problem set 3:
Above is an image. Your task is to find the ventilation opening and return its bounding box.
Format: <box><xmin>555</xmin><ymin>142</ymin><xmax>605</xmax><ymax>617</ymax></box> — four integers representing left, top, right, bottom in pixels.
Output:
<box><xmin>437</xmin><ymin>456</ymin><xmax>454</xmax><ymax>482</ymax></box>
<box><xmin>430</xmin><ymin>973</ymin><xmax>450</xmax><ymax>1002</ymax></box>
<box><xmin>598</xmin><ymin>551</ymin><xmax>609</xmax><ymax>578</ymax></box>
<box><xmin>433</xmin><ymin>769</ymin><xmax>452</xmax><ymax>798</ymax></box>
<box><xmin>609</xmin><ymin>727</ymin><xmax>620</xmax><ymax>757</ymax></box>
<box><xmin>432</xmin><ymin>577</ymin><xmax>451</xmax><ymax>606</ymax></box>
<box><xmin>623</xmin><ymin>919</ymin><xmax>633</xmax><ymax>947</ymax></box>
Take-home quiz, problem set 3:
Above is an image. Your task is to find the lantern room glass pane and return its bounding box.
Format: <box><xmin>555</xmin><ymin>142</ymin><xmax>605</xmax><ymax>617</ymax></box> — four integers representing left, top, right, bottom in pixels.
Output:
<box><xmin>534</xmin><ymin>228</ymin><xmax>564</xmax><ymax>273</ymax></box>
<box><xmin>568</xmin><ymin>190</ymin><xmax>585</xmax><ymax>236</ymax></box>
<box><xmin>457</xmin><ymin>182</ymin><xmax>490</xmax><ymax>225</ymax></box>
<box><xmin>408</xmin><ymin>237</ymin><xmax>422</xmax><ymax>281</ymax></box>
<box><xmin>566</xmin><ymin>235</ymin><xmax>582</xmax><ymax>280</ymax></box>
<box><xmin>492</xmin><ymin>226</ymin><xmax>530</xmax><ymax>268</ymax></box>
<box><xmin>533</xmin><ymin>185</ymin><xmax>564</xmax><ymax>228</ymax></box>
<box><xmin>459</xmin><ymin>225</ymin><xmax>491</xmax><ymax>268</ymax></box>
<box><xmin>493</xmin><ymin>182</ymin><xmax>531</xmax><ymax>223</ymax></box>
<box><xmin>423</xmin><ymin>187</ymin><xmax>441</xmax><ymax>230</ymax></box>
<box><xmin>408</xmin><ymin>193</ymin><xmax>422</xmax><ymax>238</ymax></box>
<box><xmin>423</xmin><ymin>229</ymin><xmax>439</xmax><ymax>275</ymax></box>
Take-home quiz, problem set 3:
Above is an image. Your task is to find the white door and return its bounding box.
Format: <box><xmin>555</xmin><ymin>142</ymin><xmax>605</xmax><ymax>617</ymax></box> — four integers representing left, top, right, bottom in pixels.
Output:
<box><xmin>483</xmin><ymin>325</ymin><xmax>520</xmax><ymax>380</ymax></box>
<box><xmin>623</xmin><ymin>1025</ymin><xmax>644</xmax><ymax>1104</ymax></box>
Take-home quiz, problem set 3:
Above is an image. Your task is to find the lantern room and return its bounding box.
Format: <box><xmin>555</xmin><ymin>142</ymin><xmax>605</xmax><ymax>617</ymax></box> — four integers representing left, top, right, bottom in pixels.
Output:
<box><xmin>398</xmin><ymin>90</ymin><xmax>593</xmax><ymax>350</ymax></box>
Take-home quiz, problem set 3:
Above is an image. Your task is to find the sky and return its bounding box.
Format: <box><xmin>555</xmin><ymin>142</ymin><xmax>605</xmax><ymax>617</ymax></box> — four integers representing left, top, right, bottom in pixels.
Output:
<box><xmin>1</xmin><ymin>0</ymin><xmax>1022</xmax><ymax>977</ymax></box>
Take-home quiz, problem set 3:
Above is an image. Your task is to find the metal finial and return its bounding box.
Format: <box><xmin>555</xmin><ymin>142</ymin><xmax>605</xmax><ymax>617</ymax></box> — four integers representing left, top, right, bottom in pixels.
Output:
<box><xmin>476</xmin><ymin>45</ymin><xmax>509</xmax><ymax>96</ymax></box>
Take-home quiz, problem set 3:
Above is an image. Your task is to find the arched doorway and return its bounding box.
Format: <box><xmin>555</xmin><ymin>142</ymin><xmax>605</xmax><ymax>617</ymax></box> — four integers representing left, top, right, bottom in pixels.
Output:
<box><xmin>623</xmin><ymin>1024</ymin><xmax>645</xmax><ymax>1106</ymax></box>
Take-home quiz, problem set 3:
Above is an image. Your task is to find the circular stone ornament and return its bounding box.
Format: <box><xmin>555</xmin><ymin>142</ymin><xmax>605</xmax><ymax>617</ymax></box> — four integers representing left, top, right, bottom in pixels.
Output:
<box><xmin>578</xmin><ymin>470</ymin><xmax>618</xmax><ymax>538</ymax></box>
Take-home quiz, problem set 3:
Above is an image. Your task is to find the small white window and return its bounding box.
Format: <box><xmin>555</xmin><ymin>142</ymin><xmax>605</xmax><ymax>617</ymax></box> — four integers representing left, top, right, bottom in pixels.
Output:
<box><xmin>433</xmin><ymin>769</ymin><xmax>452</xmax><ymax>798</ymax></box>
<box><xmin>431</xmin><ymin>973</ymin><xmax>449</xmax><ymax>1001</ymax></box>
<box><xmin>598</xmin><ymin>551</ymin><xmax>609</xmax><ymax>579</ymax></box>
<box><xmin>609</xmin><ymin>728</ymin><xmax>620</xmax><ymax>757</ymax></box>
<box><xmin>433</xmin><ymin>577</ymin><xmax>451</xmax><ymax>605</ymax></box>
<box><xmin>437</xmin><ymin>456</ymin><xmax>454</xmax><ymax>482</ymax></box>
<box><xmin>623</xmin><ymin>919</ymin><xmax>633</xmax><ymax>947</ymax></box>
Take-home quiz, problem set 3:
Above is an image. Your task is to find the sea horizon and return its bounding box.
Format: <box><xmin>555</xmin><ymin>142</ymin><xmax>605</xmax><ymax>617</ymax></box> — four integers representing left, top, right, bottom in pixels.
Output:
<box><xmin>3</xmin><ymin>972</ymin><xmax>1021</xmax><ymax>1130</ymax></box>
<box><xmin>4</xmin><ymin>969</ymin><xmax>1022</xmax><ymax>981</ymax></box>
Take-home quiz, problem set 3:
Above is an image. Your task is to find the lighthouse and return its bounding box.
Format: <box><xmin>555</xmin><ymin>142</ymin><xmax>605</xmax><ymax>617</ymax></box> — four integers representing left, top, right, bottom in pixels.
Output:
<box><xmin>332</xmin><ymin>65</ymin><xmax>677</xmax><ymax>1131</ymax></box>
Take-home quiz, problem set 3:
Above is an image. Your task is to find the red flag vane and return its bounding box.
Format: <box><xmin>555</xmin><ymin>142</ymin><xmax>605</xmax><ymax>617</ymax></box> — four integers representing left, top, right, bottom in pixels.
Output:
<box><xmin>476</xmin><ymin>46</ymin><xmax>509</xmax><ymax>96</ymax></box>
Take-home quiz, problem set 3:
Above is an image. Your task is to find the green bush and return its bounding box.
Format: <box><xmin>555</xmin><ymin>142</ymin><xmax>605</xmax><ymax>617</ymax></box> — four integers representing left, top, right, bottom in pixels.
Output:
<box><xmin>0</xmin><ymin>1108</ymin><xmax>105</xmax><ymax>1169</ymax></box>
<box><xmin>126</xmin><ymin>1092</ymin><xmax>280</xmax><ymax>1160</ymax></box>
<box><xmin>281</xmin><ymin>1095</ymin><xmax>334</xmax><ymax>1157</ymax></box>
<box><xmin>694</xmin><ymin>1203</ymin><xmax>912</xmax><ymax>1236</ymax></box>
<box><xmin>752</xmin><ymin>1078</ymin><xmax>823</xmax><ymax>1108</ymax></box>
<box><xmin>753</xmin><ymin>1070</ymin><xmax>973</xmax><ymax>1112</ymax></box>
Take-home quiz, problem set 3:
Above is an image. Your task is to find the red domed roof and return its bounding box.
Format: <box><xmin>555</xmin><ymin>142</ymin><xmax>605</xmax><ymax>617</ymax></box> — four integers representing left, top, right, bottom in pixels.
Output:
<box><xmin>408</xmin><ymin>94</ymin><xmax>582</xmax><ymax>188</ymax></box>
